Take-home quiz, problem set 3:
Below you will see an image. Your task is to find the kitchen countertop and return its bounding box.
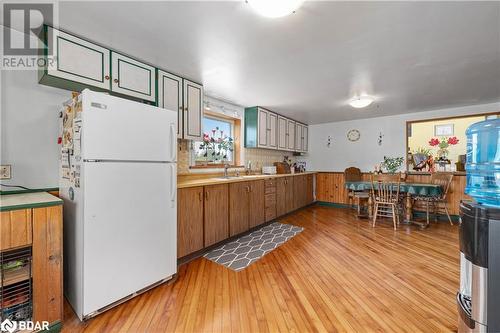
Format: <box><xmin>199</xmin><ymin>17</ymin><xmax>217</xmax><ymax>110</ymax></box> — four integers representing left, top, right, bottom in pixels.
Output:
<box><xmin>177</xmin><ymin>171</ymin><xmax>317</xmax><ymax>189</ymax></box>
<box><xmin>0</xmin><ymin>192</ymin><xmax>63</xmax><ymax>212</ymax></box>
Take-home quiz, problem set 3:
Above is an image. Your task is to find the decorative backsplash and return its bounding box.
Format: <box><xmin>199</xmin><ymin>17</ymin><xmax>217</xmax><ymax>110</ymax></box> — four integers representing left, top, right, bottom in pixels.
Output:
<box><xmin>244</xmin><ymin>148</ymin><xmax>296</xmax><ymax>172</ymax></box>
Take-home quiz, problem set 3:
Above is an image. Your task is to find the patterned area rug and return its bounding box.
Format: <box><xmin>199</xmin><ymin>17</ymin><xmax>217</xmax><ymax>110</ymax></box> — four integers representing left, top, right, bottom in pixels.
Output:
<box><xmin>204</xmin><ymin>222</ymin><xmax>304</xmax><ymax>271</ymax></box>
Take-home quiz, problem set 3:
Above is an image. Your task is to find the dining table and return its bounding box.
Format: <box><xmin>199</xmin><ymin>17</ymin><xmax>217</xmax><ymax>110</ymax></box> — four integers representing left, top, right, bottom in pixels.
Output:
<box><xmin>344</xmin><ymin>181</ymin><xmax>443</xmax><ymax>228</ymax></box>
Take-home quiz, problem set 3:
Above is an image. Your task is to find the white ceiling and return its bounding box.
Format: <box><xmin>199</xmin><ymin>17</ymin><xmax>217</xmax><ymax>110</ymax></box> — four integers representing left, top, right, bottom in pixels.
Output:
<box><xmin>56</xmin><ymin>1</ymin><xmax>500</xmax><ymax>124</ymax></box>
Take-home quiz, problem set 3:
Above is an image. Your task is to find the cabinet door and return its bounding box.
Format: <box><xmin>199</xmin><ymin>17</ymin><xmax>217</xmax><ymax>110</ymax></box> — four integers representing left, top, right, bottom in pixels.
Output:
<box><xmin>46</xmin><ymin>27</ymin><xmax>111</xmax><ymax>90</ymax></box>
<box><xmin>306</xmin><ymin>174</ymin><xmax>314</xmax><ymax>204</ymax></box>
<box><xmin>158</xmin><ymin>70</ymin><xmax>183</xmax><ymax>138</ymax></box>
<box><xmin>177</xmin><ymin>187</ymin><xmax>204</xmax><ymax>257</ymax></box>
<box><xmin>229</xmin><ymin>182</ymin><xmax>250</xmax><ymax>237</ymax></box>
<box><xmin>249</xmin><ymin>180</ymin><xmax>265</xmax><ymax>228</ymax></box>
<box><xmin>295</xmin><ymin>123</ymin><xmax>302</xmax><ymax>152</ymax></box>
<box><xmin>302</xmin><ymin>126</ymin><xmax>308</xmax><ymax>152</ymax></box>
<box><xmin>183</xmin><ymin>80</ymin><xmax>204</xmax><ymax>141</ymax></box>
<box><xmin>285</xmin><ymin>177</ymin><xmax>295</xmax><ymax>213</ymax></box>
<box><xmin>277</xmin><ymin>116</ymin><xmax>288</xmax><ymax>150</ymax></box>
<box><xmin>293</xmin><ymin>175</ymin><xmax>306</xmax><ymax>209</ymax></box>
<box><xmin>111</xmin><ymin>52</ymin><xmax>156</xmax><ymax>102</ymax></box>
<box><xmin>287</xmin><ymin>120</ymin><xmax>296</xmax><ymax>151</ymax></box>
<box><xmin>0</xmin><ymin>209</ymin><xmax>32</xmax><ymax>251</ymax></box>
<box><xmin>204</xmin><ymin>184</ymin><xmax>229</xmax><ymax>247</ymax></box>
<box><xmin>258</xmin><ymin>108</ymin><xmax>268</xmax><ymax>148</ymax></box>
<box><xmin>32</xmin><ymin>206</ymin><xmax>63</xmax><ymax>324</ymax></box>
<box><xmin>276</xmin><ymin>177</ymin><xmax>287</xmax><ymax>217</ymax></box>
<box><xmin>268</xmin><ymin>112</ymin><xmax>278</xmax><ymax>149</ymax></box>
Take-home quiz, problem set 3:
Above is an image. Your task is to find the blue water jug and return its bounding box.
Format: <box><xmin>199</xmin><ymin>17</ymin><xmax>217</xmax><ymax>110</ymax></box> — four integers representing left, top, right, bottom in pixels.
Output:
<box><xmin>465</xmin><ymin>118</ymin><xmax>500</xmax><ymax>207</ymax></box>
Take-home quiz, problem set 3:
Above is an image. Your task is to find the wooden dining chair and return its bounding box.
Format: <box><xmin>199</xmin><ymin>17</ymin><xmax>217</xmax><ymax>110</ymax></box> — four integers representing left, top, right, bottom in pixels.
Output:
<box><xmin>413</xmin><ymin>173</ymin><xmax>454</xmax><ymax>225</ymax></box>
<box><xmin>371</xmin><ymin>173</ymin><xmax>401</xmax><ymax>230</ymax></box>
<box><xmin>344</xmin><ymin>167</ymin><xmax>362</xmax><ymax>208</ymax></box>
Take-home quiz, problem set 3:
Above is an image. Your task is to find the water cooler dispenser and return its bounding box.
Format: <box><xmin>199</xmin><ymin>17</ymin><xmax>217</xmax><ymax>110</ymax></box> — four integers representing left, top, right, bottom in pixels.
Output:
<box><xmin>457</xmin><ymin>118</ymin><xmax>499</xmax><ymax>333</ymax></box>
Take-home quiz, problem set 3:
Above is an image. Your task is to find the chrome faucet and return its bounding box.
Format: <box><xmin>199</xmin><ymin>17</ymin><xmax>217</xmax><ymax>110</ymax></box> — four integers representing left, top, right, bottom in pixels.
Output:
<box><xmin>224</xmin><ymin>163</ymin><xmax>230</xmax><ymax>178</ymax></box>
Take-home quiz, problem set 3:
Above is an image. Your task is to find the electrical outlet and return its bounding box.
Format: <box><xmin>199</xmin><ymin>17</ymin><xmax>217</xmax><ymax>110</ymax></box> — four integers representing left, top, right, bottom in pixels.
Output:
<box><xmin>0</xmin><ymin>165</ymin><xmax>12</xmax><ymax>179</ymax></box>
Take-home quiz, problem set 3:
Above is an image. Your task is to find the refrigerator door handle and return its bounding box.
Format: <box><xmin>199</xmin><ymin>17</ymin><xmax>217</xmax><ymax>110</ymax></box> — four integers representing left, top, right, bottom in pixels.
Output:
<box><xmin>170</xmin><ymin>164</ymin><xmax>176</xmax><ymax>208</ymax></box>
<box><xmin>169</xmin><ymin>122</ymin><xmax>176</xmax><ymax>162</ymax></box>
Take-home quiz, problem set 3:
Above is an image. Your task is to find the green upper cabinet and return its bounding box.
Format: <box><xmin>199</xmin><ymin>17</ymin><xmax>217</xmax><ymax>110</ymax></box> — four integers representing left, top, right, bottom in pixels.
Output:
<box><xmin>245</xmin><ymin>107</ymin><xmax>305</xmax><ymax>152</ymax></box>
<box><xmin>245</xmin><ymin>107</ymin><xmax>277</xmax><ymax>149</ymax></box>
<box><xmin>157</xmin><ymin>70</ymin><xmax>183</xmax><ymax>138</ymax></box>
<box><xmin>183</xmin><ymin>80</ymin><xmax>204</xmax><ymax>141</ymax></box>
<box><xmin>111</xmin><ymin>52</ymin><xmax>156</xmax><ymax>102</ymax></box>
<box><xmin>40</xmin><ymin>26</ymin><xmax>111</xmax><ymax>91</ymax></box>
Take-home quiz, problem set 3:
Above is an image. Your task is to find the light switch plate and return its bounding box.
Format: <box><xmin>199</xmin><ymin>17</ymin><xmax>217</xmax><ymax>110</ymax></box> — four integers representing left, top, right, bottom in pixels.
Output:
<box><xmin>0</xmin><ymin>165</ymin><xmax>12</xmax><ymax>179</ymax></box>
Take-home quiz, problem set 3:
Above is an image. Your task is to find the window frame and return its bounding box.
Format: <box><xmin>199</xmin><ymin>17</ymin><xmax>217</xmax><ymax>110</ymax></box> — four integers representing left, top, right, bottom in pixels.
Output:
<box><xmin>190</xmin><ymin>111</ymin><xmax>242</xmax><ymax>168</ymax></box>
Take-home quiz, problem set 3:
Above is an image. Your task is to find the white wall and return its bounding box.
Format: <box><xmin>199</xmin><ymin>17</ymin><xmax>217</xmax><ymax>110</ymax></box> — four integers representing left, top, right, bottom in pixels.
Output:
<box><xmin>305</xmin><ymin>103</ymin><xmax>500</xmax><ymax>172</ymax></box>
<box><xmin>1</xmin><ymin>69</ymin><xmax>68</xmax><ymax>188</ymax></box>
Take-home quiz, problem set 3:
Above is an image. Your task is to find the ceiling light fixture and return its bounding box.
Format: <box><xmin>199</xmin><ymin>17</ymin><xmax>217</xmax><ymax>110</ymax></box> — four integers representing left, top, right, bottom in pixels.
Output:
<box><xmin>246</xmin><ymin>0</ymin><xmax>305</xmax><ymax>18</ymax></box>
<box><xmin>349</xmin><ymin>96</ymin><xmax>374</xmax><ymax>108</ymax></box>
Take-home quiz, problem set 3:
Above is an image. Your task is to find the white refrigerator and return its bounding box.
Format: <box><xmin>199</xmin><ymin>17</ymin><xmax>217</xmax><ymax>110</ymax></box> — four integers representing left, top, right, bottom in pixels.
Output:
<box><xmin>59</xmin><ymin>89</ymin><xmax>177</xmax><ymax>320</ymax></box>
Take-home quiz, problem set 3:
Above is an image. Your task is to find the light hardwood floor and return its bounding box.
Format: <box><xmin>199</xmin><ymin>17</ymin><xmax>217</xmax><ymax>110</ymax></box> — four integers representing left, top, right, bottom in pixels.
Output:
<box><xmin>62</xmin><ymin>205</ymin><xmax>460</xmax><ymax>333</ymax></box>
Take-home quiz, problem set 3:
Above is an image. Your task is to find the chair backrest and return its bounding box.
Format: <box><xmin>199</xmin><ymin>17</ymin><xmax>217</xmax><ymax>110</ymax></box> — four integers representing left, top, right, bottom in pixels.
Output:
<box><xmin>430</xmin><ymin>173</ymin><xmax>453</xmax><ymax>199</ymax></box>
<box><xmin>371</xmin><ymin>172</ymin><xmax>401</xmax><ymax>203</ymax></box>
<box><xmin>344</xmin><ymin>167</ymin><xmax>362</xmax><ymax>182</ymax></box>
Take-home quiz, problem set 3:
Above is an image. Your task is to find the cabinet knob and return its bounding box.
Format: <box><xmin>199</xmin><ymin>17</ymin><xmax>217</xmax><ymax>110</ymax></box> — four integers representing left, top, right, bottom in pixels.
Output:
<box><xmin>104</xmin><ymin>75</ymin><xmax>110</xmax><ymax>80</ymax></box>
<box><xmin>179</xmin><ymin>106</ymin><xmax>183</xmax><ymax>111</ymax></box>
<box><xmin>199</xmin><ymin>192</ymin><xmax>203</xmax><ymax>201</ymax></box>
<box><xmin>205</xmin><ymin>191</ymin><xmax>209</xmax><ymax>200</ymax></box>
<box><xmin>113</xmin><ymin>79</ymin><xmax>119</xmax><ymax>83</ymax></box>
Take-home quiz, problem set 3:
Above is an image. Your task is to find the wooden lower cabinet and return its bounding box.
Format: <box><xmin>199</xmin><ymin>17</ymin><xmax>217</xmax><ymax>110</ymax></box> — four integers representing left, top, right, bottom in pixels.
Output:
<box><xmin>1</xmin><ymin>198</ymin><xmax>63</xmax><ymax>332</ymax></box>
<box><xmin>229</xmin><ymin>182</ymin><xmax>251</xmax><ymax>236</ymax></box>
<box><xmin>177</xmin><ymin>186</ymin><xmax>204</xmax><ymax>258</ymax></box>
<box><xmin>249</xmin><ymin>180</ymin><xmax>265</xmax><ymax>228</ymax></box>
<box><xmin>204</xmin><ymin>184</ymin><xmax>229</xmax><ymax>247</ymax></box>
<box><xmin>306</xmin><ymin>174</ymin><xmax>314</xmax><ymax>204</ymax></box>
<box><xmin>277</xmin><ymin>176</ymin><xmax>295</xmax><ymax>216</ymax></box>
<box><xmin>293</xmin><ymin>175</ymin><xmax>309</xmax><ymax>209</ymax></box>
<box><xmin>178</xmin><ymin>174</ymin><xmax>315</xmax><ymax>258</ymax></box>
<box><xmin>32</xmin><ymin>206</ymin><xmax>63</xmax><ymax>324</ymax></box>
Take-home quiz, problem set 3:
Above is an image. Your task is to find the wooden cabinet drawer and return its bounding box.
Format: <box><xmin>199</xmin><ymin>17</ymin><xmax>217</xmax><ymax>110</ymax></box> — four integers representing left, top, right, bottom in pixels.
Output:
<box><xmin>265</xmin><ymin>193</ymin><xmax>276</xmax><ymax>208</ymax></box>
<box><xmin>0</xmin><ymin>210</ymin><xmax>32</xmax><ymax>251</ymax></box>
<box><xmin>265</xmin><ymin>179</ymin><xmax>277</xmax><ymax>194</ymax></box>
<box><xmin>265</xmin><ymin>206</ymin><xmax>277</xmax><ymax>222</ymax></box>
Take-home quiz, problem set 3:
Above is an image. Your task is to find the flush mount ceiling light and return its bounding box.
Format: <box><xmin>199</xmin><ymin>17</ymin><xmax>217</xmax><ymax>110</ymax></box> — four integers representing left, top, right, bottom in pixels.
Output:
<box><xmin>246</xmin><ymin>0</ymin><xmax>305</xmax><ymax>18</ymax></box>
<box><xmin>349</xmin><ymin>96</ymin><xmax>374</xmax><ymax>108</ymax></box>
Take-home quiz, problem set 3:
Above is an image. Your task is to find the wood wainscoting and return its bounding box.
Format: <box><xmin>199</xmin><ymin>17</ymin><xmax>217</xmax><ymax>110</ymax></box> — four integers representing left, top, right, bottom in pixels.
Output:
<box><xmin>316</xmin><ymin>172</ymin><xmax>470</xmax><ymax>215</ymax></box>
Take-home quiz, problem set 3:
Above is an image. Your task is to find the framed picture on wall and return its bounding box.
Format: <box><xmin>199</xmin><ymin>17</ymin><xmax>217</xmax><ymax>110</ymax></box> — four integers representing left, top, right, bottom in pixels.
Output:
<box><xmin>434</xmin><ymin>124</ymin><xmax>454</xmax><ymax>136</ymax></box>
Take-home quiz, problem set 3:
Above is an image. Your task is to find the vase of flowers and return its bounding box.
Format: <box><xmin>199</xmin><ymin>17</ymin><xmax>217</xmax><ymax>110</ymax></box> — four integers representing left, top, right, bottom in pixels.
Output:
<box><xmin>381</xmin><ymin>156</ymin><xmax>404</xmax><ymax>173</ymax></box>
<box><xmin>428</xmin><ymin>136</ymin><xmax>459</xmax><ymax>164</ymax></box>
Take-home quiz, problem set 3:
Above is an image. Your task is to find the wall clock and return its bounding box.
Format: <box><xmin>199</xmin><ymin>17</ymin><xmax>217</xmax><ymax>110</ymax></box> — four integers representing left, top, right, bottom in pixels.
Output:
<box><xmin>347</xmin><ymin>129</ymin><xmax>360</xmax><ymax>142</ymax></box>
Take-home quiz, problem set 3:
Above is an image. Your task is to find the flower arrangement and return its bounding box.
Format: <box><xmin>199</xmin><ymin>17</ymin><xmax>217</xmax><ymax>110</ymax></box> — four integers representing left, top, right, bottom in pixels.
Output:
<box><xmin>198</xmin><ymin>127</ymin><xmax>234</xmax><ymax>164</ymax></box>
<box><xmin>381</xmin><ymin>156</ymin><xmax>404</xmax><ymax>173</ymax></box>
<box><xmin>428</xmin><ymin>136</ymin><xmax>459</xmax><ymax>159</ymax></box>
